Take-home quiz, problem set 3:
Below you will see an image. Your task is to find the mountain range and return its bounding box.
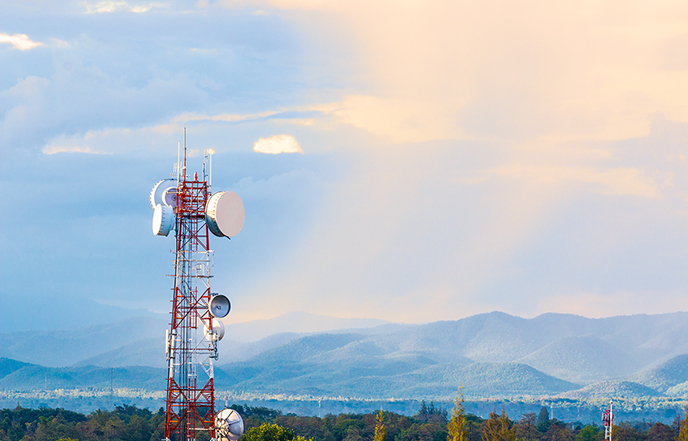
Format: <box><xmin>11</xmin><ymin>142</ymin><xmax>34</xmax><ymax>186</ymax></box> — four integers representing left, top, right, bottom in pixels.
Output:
<box><xmin>3</xmin><ymin>311</ymin><xmax>688</xmax><ymax>399</ymax></box>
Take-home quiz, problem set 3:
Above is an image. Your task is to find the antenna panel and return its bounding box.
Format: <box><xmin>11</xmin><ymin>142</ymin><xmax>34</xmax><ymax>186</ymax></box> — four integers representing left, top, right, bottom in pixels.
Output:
<box><xmin>215</xmin><ymin>408</ymin><xmax>244</xmax><ymax>441</ymax></box>
<box><xmin>152</xmin><ymin>203</ymin><xmax>174</xmax><ymax>236</ymax></box>
<box><xmin>206</xmin><ymin>191</ymin><xmax>245</xmax><ymax>237</ymax></box>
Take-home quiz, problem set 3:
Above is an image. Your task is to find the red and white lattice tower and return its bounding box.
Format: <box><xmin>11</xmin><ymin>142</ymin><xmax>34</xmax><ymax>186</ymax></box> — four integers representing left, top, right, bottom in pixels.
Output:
<box><xmin>603</xmin><ymin>400</ymin><xmax>614</xmax><ymax>441</ymax></box>
<box><xmin>166</xmin><ymin>169</ymin><xmax>215</xmax><ymax>441</ymax></box>
<box><xmin>151</xmin><ymin>132</ymin><xmax>245</xmax><ymax>441</ymax></box>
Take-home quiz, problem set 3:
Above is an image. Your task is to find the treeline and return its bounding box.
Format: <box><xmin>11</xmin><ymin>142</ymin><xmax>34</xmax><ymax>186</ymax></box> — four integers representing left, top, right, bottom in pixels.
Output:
<box><xmin>0</xmin><ymin>401</ymin><xmax>687</xmax><ymax>441</ymax></box>
<box><xmin>235</xmin><ymin>402</ymin><xmax>685</xmax><ymax>441</ymax></box>
<box><xmin>0</xmin><ymin>405</ymin><xmax>165</xmax><ymax>441</ymax></box>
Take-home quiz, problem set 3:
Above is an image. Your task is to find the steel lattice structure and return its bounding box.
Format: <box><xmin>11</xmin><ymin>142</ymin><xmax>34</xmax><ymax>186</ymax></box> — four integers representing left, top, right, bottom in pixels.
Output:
<box><xmin>164</xmin><ymin>170</ymin><xmax>218</xmax><ymax>441</ymax></box>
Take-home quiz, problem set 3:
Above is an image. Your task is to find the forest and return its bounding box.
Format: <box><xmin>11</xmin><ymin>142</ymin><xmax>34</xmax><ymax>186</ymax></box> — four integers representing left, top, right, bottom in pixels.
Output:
<box><xmin>0</xmin><ymin>399</ymin><xmax>686</xmax><ymax>441</ymax></box>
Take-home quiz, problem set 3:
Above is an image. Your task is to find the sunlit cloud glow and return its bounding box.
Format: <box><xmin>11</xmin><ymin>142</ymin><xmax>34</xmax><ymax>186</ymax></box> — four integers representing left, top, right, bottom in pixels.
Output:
<box><xmin>0</xmin><ymin>33</ymin><xmax>42</xmax><ymax>50</ymax></box>
<box><xmin>253</xmin><ymin>134</ymin><xmax>304</xmax><ymax>154</ymax></box>
<box><xmin>82</xmin><ymin>1</ymin><xmax>163</xmax><ymax>13</ymax></box>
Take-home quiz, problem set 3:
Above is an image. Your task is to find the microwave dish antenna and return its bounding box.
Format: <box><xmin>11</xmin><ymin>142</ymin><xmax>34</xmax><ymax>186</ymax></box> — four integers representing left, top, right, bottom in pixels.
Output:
<box><xmin>150</xmin><ymin>179</ymin><xmax>177</xmax><ymax>209</ymax></box>
<box><xmin>152</xmin><ymin>204</ymin><xmax>174</xmax><ymax>236</ymax></box>
<box><xmin>209</xmin><ymin>294</ymin><xmax>231</xmax><ymax>318</ymax></box>
<box><xmin>206</xmin><ymin>191</ymin><xmax>245</xmax><ymax>238</ymax></box>
<box><xmin>215</xmin><ymin>408</ymin><xmax>244</xmax><ymax>441</ymax></box>
<box><xmin>205</xmin><ymin>318</ymin><xmax>226</xmax><ymax>341</ymax></box>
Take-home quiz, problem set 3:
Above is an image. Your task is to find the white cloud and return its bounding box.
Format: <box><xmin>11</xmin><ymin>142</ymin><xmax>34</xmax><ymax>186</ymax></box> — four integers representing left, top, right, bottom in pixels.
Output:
<box><xmin>0</xmin><ymin>33</ymin><xmax>42</xmax><ymax>51</ymax></box>
<box><xmin>42</xmin><ymin>133</ymin><xmax>110</xmax><ymax>155</ymax></box>
<box><xmin>253</xmin><ymin>134</ymin><xmax>304</xmax><ymax>154</ymax></box>
<box><xmin>82</xmin><ymin>1</ymin><xmax>163</xmax><ymax>13</ymax></box>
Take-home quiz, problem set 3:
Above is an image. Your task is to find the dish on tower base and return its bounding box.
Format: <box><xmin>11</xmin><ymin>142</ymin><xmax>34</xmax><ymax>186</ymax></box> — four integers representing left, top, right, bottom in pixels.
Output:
<box><xmin>205</xmin><ymin>191</ymin><xmax>245</xmax><ymax>237</ymax></box>
<box><xmin>215</xmin><ymin>408</ymin><xmax>244</xmax><ymax>441</ymax></box>
<box><xmin>152</xmin><ymin>204</ymin><xmax>174</xmax><ymax>236</ymax></box>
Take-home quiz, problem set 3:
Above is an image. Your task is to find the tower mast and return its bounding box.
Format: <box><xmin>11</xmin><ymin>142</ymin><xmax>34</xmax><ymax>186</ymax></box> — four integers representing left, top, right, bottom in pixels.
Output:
<box><xmin>164</xmin><ymin>145</ymin><xmax>216</xmax><ymax>441</ymax></box>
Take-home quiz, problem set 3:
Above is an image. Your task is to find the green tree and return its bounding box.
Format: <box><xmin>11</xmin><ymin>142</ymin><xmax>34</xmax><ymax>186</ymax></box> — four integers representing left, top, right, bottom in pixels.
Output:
<box><xmin>243</xmin><ymin>423</ymin><xmax>312</xmax><ymax>441</ymax></box>
<box><xmin>537</xmin><ymin>408</ymin><xmax>550</xmax><ymax>433</ymax></box>
<box><xmin>448</xmin><ymin>387</ymin><xmax>467</xmax><ymax>441</ymax></box>
<box><xmin>374</xmin><ymin>409</ymin><xmax>387</xmax><ymax>441</ymax></box>
<box><xmin>575</xmin><ymin>425</ymin><xmax>602</xmax><ymax>441</ymax></box>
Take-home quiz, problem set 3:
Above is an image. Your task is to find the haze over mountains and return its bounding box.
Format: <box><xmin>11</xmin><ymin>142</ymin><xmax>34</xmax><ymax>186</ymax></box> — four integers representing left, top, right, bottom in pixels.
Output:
<box><xmin>3</xmin><ymin>311</ymin><xmax>688</xmax><ymax>400</ymax></box>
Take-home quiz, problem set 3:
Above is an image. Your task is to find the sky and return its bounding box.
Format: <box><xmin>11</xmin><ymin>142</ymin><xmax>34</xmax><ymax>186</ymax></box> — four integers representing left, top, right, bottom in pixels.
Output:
<box><xmin>1</xmin><ymin>0</ymin><xmax>688</xmax><ymax>331</ymax></box>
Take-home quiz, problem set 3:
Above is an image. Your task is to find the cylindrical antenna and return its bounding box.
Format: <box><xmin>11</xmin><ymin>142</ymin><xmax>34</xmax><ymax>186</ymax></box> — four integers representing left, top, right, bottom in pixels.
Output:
<box><xmin>183</xmin><ymin>127</ymin><xmax>187</xmax><ymax>181</ymax></box>
<box><xmin>203</xmin><ymin>150</ymin><xmax>207</xmax><ymax>184</ymax></box>
<box><xmin>177</xmin><ymin>140</ymin><xmax>181</xmax><ymax>184</ymax></box>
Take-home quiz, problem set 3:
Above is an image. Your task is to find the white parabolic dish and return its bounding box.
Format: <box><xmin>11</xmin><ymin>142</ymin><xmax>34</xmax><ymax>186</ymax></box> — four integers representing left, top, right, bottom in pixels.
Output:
<box><xmin>150</xmin><ymin>179</ymin><xmax>177</xmax><ymax>209</ymax></box>
<box><xmin>152</xmin><ymin>203</ymin><xmax>174</xmax><ymax>236</ymax></box>
<box><xmin>215</xmin><ymin>408</ymin><xmax>244</xmax><ymax>441</ymax></box>
<box><xmin>206</xmin><ymin>191</ymin><xmax>245</xmax><ymax>238</ymax></box>
<box><xmin>204</xmin><ymin>318</ymin><xmax>226</xmax><ymax>341</ymax></box>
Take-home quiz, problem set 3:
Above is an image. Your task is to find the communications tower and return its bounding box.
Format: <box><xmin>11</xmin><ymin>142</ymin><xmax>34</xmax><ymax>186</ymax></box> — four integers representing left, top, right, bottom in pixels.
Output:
<box><xmin>151</xmin><ymin>131</ymin><xmax>246</xmax><ymax>441</ymax></box>
<box><xmin>603</xmin><ymin>400</ymin><xmax>614</xmax><ymax>441</ymax></box>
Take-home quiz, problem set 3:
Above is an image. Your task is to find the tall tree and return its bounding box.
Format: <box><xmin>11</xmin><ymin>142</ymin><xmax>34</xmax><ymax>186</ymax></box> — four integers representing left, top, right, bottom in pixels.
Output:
<box><xmin>514</xmin><ymin>413</ymin><xmax>539</xmax><ymax>441</ymax></box>
<box><xmin>537</xmin><ymin>407</ymin><xmax>550</xmax><ymax>433</ymax></box>
<box><xmin>375</xmin><ymin>409</ymin><xmax>387</xmax><ymax>441</ymax></box>
<box><xmin>448</xmin><ymin>387</ymin><xmax>467</xmax><ymax>441</ymax></box>
<box><xmin>482</xmin><ymin>409</ymin><xmax>515</xmax><ymax>441</ymax></box>
<box><xmin>677</xmin><ymin>409</ymin><xmax>688</xmax><ymax>441</ymax></box>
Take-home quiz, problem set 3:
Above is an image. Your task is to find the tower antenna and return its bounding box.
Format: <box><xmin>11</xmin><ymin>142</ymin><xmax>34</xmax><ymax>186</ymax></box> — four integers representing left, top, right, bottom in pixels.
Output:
<box><xmin>183</xmin><ymin>127</ymin><xmax>187</xmax><ymax>180</ymax></box>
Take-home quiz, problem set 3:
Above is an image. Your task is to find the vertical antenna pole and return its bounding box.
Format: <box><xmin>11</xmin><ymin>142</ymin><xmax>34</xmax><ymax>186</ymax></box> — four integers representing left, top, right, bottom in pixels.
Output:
<box><xmin>183</xmin><ymin>127</ymin><xmax>187</xmax><ymax>181</ymax></box>
<box><xmin>177</xmin><ymin>140</ymin><xmax>181</xmax><ymax>184</ymax></box>
<box><xmin>203</xmin><ymin>150</ymin><xmax>207</xmax><ymax>184</ymax></box>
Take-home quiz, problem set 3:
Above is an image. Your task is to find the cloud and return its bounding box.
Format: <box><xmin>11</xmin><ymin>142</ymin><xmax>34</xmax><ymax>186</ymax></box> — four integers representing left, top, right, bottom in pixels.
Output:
<box><xmin>253</xmin><ymin>134</ymin><xmax>303</xmax><ymax>154</ymax></box>
<box><xmin>82</xmin><ymin>1</ymin><xmax>163</xmax><ymax>13</ymax></box>
<box><xmin>0</xmin><ymin>33</ymin><xmax>42</xmax><ymax>50</ymax></box>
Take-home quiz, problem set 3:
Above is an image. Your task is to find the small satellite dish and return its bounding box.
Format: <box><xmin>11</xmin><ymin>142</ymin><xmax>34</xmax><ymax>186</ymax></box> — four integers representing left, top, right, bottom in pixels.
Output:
<box><xmin>152</xmin><ymin>203</ymin><xmax>174</xmax><ymax>236</ymax></box>
<box><xmin>206</xmin><ymin>191</ymin><xmax>245</xmax><ymax>238</ymax></box>
<box><xmin>204</xmin><ymin>318</ymin><xmax>226</xmax><ymax>341</ymax></box>
<box><xmin>209</xmin><ymin>294</ymin><xmax>231</xmax><ymax>318</ymax></box>
<box><xmin>150</xmin><ymin>179</ymin><xmax>177</xmax><ymax>209</ymax></box>
<box><xmin>215</xmin><ymin>408</ymin><xmax>244</xmax><ymax>441</ymax></box>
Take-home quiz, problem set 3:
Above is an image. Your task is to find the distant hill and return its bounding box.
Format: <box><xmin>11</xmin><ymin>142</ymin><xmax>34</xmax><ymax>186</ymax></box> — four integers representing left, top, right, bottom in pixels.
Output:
<box><xmin>517</xmin><ymin>336</ymin><xmax>642</xmax><ymax>384</ymax></box>
<box><xmin>0</xmin><ymin>357</ymin><xmax>32</xmax><ymax>379</ymax></box>
<box><xmin>0</xmin><ymin>316</ymin><xmax>168</xmax><ymax>367</ymax></box>
<box><xmin>629</xmin><ymin>354</ymin><xmax>688</xmax><ymax>394</ymax></box>
<box><xmin>217</xmin><ymin>332</ymin><xmax>573</xmax><ymax>399</ymax></box>
<box><xmin>4</xmin><ymin>311</ymin><xmax>688</xmax><ymax>399</ymax></box>
<box><xmin>0</xmin><ymin>364</ymin><xmax>166</xmax><ymax>390</ymax></box>
<box><xmin>560</xmin><ymin>380</ymin><xmax>661</xmax><ymax>399</ymax></box>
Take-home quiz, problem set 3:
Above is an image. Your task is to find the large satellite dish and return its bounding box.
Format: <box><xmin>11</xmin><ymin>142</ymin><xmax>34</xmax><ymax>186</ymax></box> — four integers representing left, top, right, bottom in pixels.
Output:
<box><xmin>215</xmin><ymin>408</ymin><xmax>244</xmax><ymax>441</ymax></box>
<box><xmin>209</xmin><ymin>294</ymin><xmax>231</xmax><ymax>318</ymax></box>
<box><xmin>153</xmin><ymin>204</ymin><xmax>174</xmax><ymax>236</ymax></box>
<box><xmin>206</xmin><ymin>191</ymin><xmax>245</xmax><ymax>238</ymax></box>
<box><xmin>150</xmin><ymin>179</ymin><xmax>177</xmax><ymax>209</ymax></box>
